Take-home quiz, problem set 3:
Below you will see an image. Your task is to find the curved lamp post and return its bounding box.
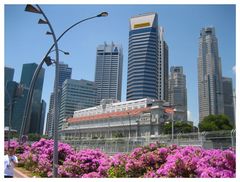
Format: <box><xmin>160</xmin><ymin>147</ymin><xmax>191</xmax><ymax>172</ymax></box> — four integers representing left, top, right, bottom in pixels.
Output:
<box><xmin>19</xmin><ymin>4</ymin><xmax>108</xmax><ymax>177</ymax></box>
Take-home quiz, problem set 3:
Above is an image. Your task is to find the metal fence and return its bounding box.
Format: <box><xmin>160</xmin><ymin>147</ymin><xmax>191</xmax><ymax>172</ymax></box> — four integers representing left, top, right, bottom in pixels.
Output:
<box><xmin>61</xmin><ymin>130</ymin><xmax>236</xmax><ymax>155</ymax></box>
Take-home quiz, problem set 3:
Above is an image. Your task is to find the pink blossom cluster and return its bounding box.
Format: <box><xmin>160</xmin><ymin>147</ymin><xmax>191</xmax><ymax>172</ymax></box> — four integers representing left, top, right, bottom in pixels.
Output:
<box><xmin>58</xmin><ymin>149</ymin><xmax>111</xmax><ymax>177</ymax></box>
<box><xmin>4</xmin><ymin>140</ymin><xmax>235</xmax><ymax>178</ymax></box>
<box><xmin>7</xmin><ymin>139</ymin><xmax>75</xmax><ymax>177</ymax></box>
<box><xmin>110</xmin><ymin>143</ymin><xmax>235</xmax><ymax>178</ymax></box>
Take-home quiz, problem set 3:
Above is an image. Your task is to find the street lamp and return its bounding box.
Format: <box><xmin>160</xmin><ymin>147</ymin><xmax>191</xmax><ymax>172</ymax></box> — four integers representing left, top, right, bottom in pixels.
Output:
<box><xmin>44</xmin><ymin>49</ymin><xmax>70</xmax><ymax>66</ymax></box>
<box><xmin>51</xmin><ymin>49</ymin><xmax>70</xmax><ymax>55</ymax></box>
<box><xmin>20</xmin><ymin>4</ymin><xmax>108</xmax><ymax>177</ymax></box>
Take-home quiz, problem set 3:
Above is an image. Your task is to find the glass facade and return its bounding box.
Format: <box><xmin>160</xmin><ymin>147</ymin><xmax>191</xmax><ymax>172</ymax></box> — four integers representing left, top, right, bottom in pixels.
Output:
<box><xmin>95</xmin><ymin>42</ymin><xmax>123</xmax><ymax>104</ymax></box>
<box><xmin>198</xmin><ymin>27</ymin><xmax>224</xmax><ymax>122</ymax></box>
<box><xmin>16</xmin><ymin>63</ymin><xmax>45</xmax><ymax>134</ymax></box>
<box><xmin>169</xmin><ymin>66</ymin><xmax>187</xmax><ymax>121</ymax></box>
<box><xmin>4</xmin><ymin>67</ymin><xmax>14</xmax><ymax>86</ymax></box>
<box><xmin>222</xmin><ymin>77</ymin><xmax>235</xmax><ymax>127</ymax></box>
<box><xmin>127</xmin><ymin>13</ymin><xmax>168</xmax><ymax>101</ymax></box>
<box><xmin>46</xmin><ymin>62</ymin><xmax>72</xmax><ymax>137</ymax></box>
<box><xmin>59</xmin><ymin>79</ymin><xmax>97</xmax><ymax>130</ymax></box>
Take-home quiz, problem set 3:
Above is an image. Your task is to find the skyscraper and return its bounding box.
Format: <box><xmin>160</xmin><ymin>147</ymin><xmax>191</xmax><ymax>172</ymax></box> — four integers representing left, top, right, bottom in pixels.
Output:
<box><xmin>4</xmin><ymin>67</ymin><xmax>14</xmax><ymax>86</ymax></box>
<box><xmin>20</xmin><ymin>63</ymin><xmax>45</xmax><ymax>134</ymax></box>
<box><xmin>95</xmin><ymin>42</ymin><xmax>123</xmax><ymax>104</ymax></box>
<box><xmin>6</xmin><ymin>63</ymin><xmax>45</xmax><ymax>134</ymax></box>
<box><xmin>4</xmin><ymin>67</ymin><xmax>15</xmax><ymax>127</ymax></box>
<box><xmin>59</xmin><ymin>79</ymin><xmax>97</xmax><ymax>130</ymax></box>
<box><xmin>39</xmin><ymin>100</ymin><xmax>46</xmax><ymax>135</ymax></box>
<box><xmin>127</xmin><ymin>12</ymin><xmax>168</xmax><ymax>101</ymax></box>
<box><xmin>169</xmin><ymin>66</ymin><xmax>187</xmax><ymax>121</ymax></box>
<box><xmin>46</xmin><ymin>62</ymin><xmax>72</xmax><ymax>137</ymax></box>
<box><xmin>222</xmin><ymin>77</ymin><xmax>235</xmax><ymax>127</ymax></box>
<box><xmin>158</xmin><ymin>27</ymin><xmax>169</xmax><ymax>101</ymax></box>
<box><xmin>4</xmin><ymin>81</ymin><xmax>19</xmax><ymax>128</ymax></box>
<box><xmin>198</xmin><ymin>27</ymin><xmax>224</xmax><ymax>122</ymax></box>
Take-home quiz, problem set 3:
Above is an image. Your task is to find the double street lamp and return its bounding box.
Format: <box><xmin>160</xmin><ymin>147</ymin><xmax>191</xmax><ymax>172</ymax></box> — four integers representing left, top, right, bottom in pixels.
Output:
<box><xmin>20</xmin><ymin>4</ymin><xmax>108</xmax><ymax>177</ymax></box>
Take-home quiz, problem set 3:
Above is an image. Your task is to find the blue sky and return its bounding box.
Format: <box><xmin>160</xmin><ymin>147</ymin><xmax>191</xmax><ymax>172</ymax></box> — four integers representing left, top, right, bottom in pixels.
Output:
<box><xmin>4</xmin><ymin>4</ymin><xmax>236</xmax><ymax>127</ymax></box>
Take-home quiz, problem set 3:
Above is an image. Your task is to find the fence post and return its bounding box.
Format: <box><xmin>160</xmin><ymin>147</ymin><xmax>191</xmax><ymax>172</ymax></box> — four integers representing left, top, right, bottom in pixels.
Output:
<box><xmin>231</xmin><ymin>129</ymin><xmax>236</xmax><ymax>148</ymax></box>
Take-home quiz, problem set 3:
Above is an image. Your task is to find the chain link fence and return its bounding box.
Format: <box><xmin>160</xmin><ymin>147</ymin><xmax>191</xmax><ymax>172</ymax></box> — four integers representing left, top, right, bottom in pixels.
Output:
<box><xmin>61</xmin><ymin>130</ymin><xmax>236</xmax><ymax>155</ymax></box>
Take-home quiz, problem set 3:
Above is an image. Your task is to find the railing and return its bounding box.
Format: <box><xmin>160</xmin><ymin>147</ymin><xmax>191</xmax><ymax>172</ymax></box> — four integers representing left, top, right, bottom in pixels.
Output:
<box><xmin>61</xmin><ymin>130</ymin><xmax>236</xmax><ymax>155</ymax></box>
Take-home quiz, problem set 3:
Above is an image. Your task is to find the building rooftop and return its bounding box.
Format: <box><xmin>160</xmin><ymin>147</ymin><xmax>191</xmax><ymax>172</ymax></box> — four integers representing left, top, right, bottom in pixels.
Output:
<box><xmin>68</xmin><ymin>107</ymin><xmax>151</xmax><ymax>123</ymax></box>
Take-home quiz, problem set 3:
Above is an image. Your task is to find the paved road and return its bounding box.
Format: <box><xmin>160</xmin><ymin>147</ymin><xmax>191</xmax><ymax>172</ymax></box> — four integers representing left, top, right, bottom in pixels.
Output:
<box><xmin>14</xmin><ymin>168</ymin><xmax>28</xmax><ymax>178</ymax></box>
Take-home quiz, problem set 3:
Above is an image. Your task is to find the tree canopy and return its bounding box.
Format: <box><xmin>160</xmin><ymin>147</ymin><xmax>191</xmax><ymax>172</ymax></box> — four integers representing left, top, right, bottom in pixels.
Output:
<box><xmin>199</xmin><ymin>114</ymin><xmax>233</xmax><ymax>132</ymax></box>
<box><xmin>164</xmin><ymin>121</ymin><xmax>193</xmax><ymax>134</ymax></box>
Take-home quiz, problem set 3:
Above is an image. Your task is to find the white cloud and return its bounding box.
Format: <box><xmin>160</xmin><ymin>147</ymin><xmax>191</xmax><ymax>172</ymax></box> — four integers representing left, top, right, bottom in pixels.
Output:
<box><xmin>232</xmin><ymin>65</ymin><xmax>236</xmax><ymax>74</ymax></box>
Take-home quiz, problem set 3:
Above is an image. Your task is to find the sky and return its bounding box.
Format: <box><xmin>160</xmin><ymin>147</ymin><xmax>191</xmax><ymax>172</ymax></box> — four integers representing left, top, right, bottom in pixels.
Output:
<box><xmin>4</xmin><ymin>4</ymin><xmax>236</xmax><ymax>129</ymax></box>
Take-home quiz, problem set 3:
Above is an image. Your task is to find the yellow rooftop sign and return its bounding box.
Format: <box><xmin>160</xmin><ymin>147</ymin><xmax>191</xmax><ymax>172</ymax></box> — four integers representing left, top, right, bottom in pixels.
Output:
<box><xmin>134</xmin><ymin>22</ymin><xmax>150</xmax><ymax>29</ymax></box>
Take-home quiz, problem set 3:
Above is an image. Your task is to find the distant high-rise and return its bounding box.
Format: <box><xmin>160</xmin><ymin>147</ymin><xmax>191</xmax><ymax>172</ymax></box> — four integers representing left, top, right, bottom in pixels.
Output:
<box><xmin>20</xmin><ymin>63</ymin><xmax>45</xmax><ymax>134</ymax></box>
<box><xmin>46</xmin><ymin>93</ymin><xmax>54</xmax><ymax>137</ymax></box>
<box><xmin>158</xmin><ymin>27</ymin><xmax>169</xmax><ymax>101</ymax></box>
<box><xmin>59</xmin><ymin>79</ymin><xmax>97</xmax><ymax>130</ymax></box>
<box><xmin>222</xmin><ymin>77</ymin><xmax>235</xmax><ymax>127</ymax></box>
<box><xmin>4</xmin><ymin>67</ymin><xmax>15</xmax><ymax>127</ymax></box>
<box><xmin>46</xmin><ymin>62</ymin><xmax>72</xmax><ymax>137</ymax></box>
<box><xmin>39</xmin><ymin>100</ymin><xmax>46</xmax><ymax>135</ymax></box>
<box><xmin>4</xmin><ymin>81</ymin><xmax>19</xmax><ymax>128</ymax></box>
<box><xmin>169</xmin><ymin>66</ymin><xmax>187</xmax><ymax>121</ymax></box>
<box><xmin>5</xmin><ymin>63</ymin><xmax>45</xmax><ymax>134</ymax></box>
<box><xmin>95</xmin><ymin>42</ymin><xmax>123</xmax><ymax>104</ymax></box>
<box><xmin>4</xmin><ymin>67</ymin><xmax>14</xmax><ymax>86</ymax></box>
<box><xmin>198</xmin><ymin>27</ymin><xmax>224</xmax><ymax>122</ymax></box>
<box><xmin>127</xmin><ymin>12</ymin><xmax>168</xmax><ymax>101</ymax></box>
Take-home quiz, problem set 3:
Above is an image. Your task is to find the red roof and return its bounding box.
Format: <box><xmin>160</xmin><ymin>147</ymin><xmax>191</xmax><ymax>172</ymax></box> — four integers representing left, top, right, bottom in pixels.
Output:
<box><xmin>68</xmin><ymin>107</ymin><xmax>151</xmax><ymax>123</ymax></box>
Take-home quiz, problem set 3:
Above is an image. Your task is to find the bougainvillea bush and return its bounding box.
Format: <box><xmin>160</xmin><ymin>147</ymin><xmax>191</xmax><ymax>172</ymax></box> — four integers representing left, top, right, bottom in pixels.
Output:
<box><xmin>5</xmin><ymin>140</ymin><xmax>235</xmax><ymax>178</ymax></box>
<box><xmin>109</xmin><ymin>143</ymin><xmax>235</xmax><ymax>178</ymax></box>
<box><xmin>9</xmin><ymin>139</ymin><xmax>75</xmax><ymax>177</ymax></box>
<box><xmin>58</xmin><ymin>149</ymin><xmax>111</xmax><ymax>177</ymax></box>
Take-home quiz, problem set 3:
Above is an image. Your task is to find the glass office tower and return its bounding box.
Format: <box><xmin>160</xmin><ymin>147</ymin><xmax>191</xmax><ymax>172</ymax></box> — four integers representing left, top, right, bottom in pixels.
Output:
<box><xmin>198</xmin><ymin>27</ymin><xmax>224</xmax><ymax>122</ymax></box>
<box><xmin>127</xmin><ymin>12</ymin><xmax>168</xmax><ymax>101</ymax></box>
<box><xmin>95</xmin><ymin>42</ymin><xmax>123</xmax><ymax>104</ymax></box>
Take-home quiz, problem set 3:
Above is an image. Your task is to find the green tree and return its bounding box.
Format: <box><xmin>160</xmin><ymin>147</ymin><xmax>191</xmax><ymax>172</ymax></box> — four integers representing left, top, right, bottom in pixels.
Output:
<box><xmin>199</xmin><ymin>114</ymin><xmax>233</xmax><ymax>132</ymax></box>
<box><xmin>28</xmin><ymin>133</ymin><xmax>41</xmax><ymax>141</ymax></box>
<box><xmin>163</xmin><ymin>121</ymin><xmax>193</xmax><ymax>134</ymax></box>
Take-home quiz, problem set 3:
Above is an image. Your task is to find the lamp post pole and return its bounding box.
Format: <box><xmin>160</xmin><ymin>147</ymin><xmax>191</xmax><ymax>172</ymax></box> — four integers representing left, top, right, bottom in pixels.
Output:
<box><xmin>21</xmin><ymin>5</ymin><xmax>108</xmax><ymax>177</ymax></box>
<box><xmin>34</xmin><ymin>5</ymin><xmax>60</xmax><ymax>177</ymax></box>
<box><xmin>171</xmin><ymin>111</ymin><xmax>174</xmax><ymax>142</ymax></box>
<box><xmin>20</xmin><ymin>5</ymin><xmax>108</xmax><ymax>142</ymax></box>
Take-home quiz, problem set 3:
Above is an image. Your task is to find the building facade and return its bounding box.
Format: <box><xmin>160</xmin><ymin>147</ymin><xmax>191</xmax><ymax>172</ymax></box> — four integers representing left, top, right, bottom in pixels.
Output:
<box><xmin>95</xmin><ymin>42</ymin><xmax>123</xmax><ymax>104</ymax></box>
<box><xmin>46</xmin><ymin>62</ymin><xmax>72</xmax><ymax>137</ymax></box>
<box><xmin>168</xmin><ymin>66</ymin><xmax>187</xmax><ymax>121</ymax></box>
<box><xmin>39</xmin><ymin>100</ymin><xmax>46</xmax><ymax>135</ymax></box>
<box><xmin>60</xmin><ymin>98</ymin><xmax>168</xmax><ymax>142</ymax></box>
<box><xmin>127</xmin><ymin>12</ymin><xmax>168</xmax><ymax>101</ymax></box>
<box><xmin>198</xmin><ymin>27</ymin><xmax>224</xmax><ymax>122</ymax></box>
<box><xmin>5</xmin><ymin>81</ymin><xmax>19</xmax><ymax>128</ymax></box>
<box><xmin>4</xmin><ymin>67</ymin><xmax>14</xmax><ymax>86</ymax></box>
<box><xmin>5</xmin><ymin>63</ymin><xmax>44</xmax><ymax>134</ymax></box>
<box><xmin>222</xmin><ymin>77</ymin><xmax>235</xmax><ymax>127</ymax></box>
<box><xmin>59</xmin><ymin>79</ymin><xmax>97</xmax><ymax>130</ymax></box>
<box><xmin>4</xmin><ymin>67</ymin><xmax>15</xmax><ymax>128</ymax></box>
<box><xmin>21</xmin><ymin>63</ymin><xmax>45</xmax><ymax>134</ymax></box>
